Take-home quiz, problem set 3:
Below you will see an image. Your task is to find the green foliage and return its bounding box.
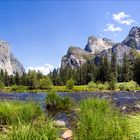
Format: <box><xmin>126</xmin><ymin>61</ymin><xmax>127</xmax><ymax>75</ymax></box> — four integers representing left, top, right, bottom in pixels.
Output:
<box><xmin>0</xmin><ymin>101</ymin><xmax>42</xmax><ymax>125</ymax></box>
<box><xmin>128</xmin><ymin>115</ymin><xmax>140</xmax><ymax>139</ymax></box>
<box><xmin>74</xmin><ymin>98</ymin><xmax>130</xmax><ymax>140</ymax></box>
<box><xmin>134</xmin><ymin>55</ymin><xmax>140</xmax><ymax>85</ymax></box>
<box><xmin>39</xmin><ymin>77</ymin><xmax>53</xmax><ymax>90</ymax></box>
<box><xmin>117</xmin><ymin>81</ymin><xmax>138</xmax><ymax>91</ymax></box>
<box><xmin>46</xmin><ymin>92</ymin><xmax>74</xmax><ymax>109</ymax></box>
<box><xmin>66</xmin><ymin>78</ymin><xmax>75</xmax><ymax>90</ymax></box>
<box><xmin>27</xmin><ymin>70</ymin><xmax>39</xmax><ymax>89</ymax></box>
<box><xmin>108</xmin><ymin>74</ymin><xmax>116</xmax><ymax>90</ymax></box>
<box><xmin>111</xmin><ymin>53</ymin><xmax>117</xmax><ymax>82</ymax></box>
<box><xmin>8</xmin><ymin>120</ymin><xmax>59</xmax><ymax>140</ymax></box>
<box><xmin>88</xmin><ymin>81</ymin><xmax>97</xmax><ymax>89</ymax></box>
<box><xmin>118</xmin><ymin>83</ymin><xmax>125</xmax><ymax>91</ymax></box>
<box><xmin>11</xmin><ymin>85</ymin><xmax>28</xmax><ymax>92</ymax></box>
<box><xmin>0</xmin><ymin>80</ymin><xmax>4</xmax><ymax>89</ymax></box>
<box><xmin>0</xmin><ymin>101</ymin><xmax>59</xmax><ymax>140</ymax></box>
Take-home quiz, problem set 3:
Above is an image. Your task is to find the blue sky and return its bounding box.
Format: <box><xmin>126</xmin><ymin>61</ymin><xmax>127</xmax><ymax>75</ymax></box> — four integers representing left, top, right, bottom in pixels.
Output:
<box><xmin>0</xmin><ymin>0</ymin><xmax>139</xmax><ymax>74</ymax></box>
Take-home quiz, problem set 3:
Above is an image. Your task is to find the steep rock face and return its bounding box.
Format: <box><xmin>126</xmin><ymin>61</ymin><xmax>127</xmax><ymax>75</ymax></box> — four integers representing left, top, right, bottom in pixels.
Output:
<box><xmin>95</xmin><ymin>43</ymin><xmax>136</xmax><ymax>64</ymax></box>
<box><xmin>0</xmin><ymin>40</ymin><xmax>25</xmax><ymax>75</ymax></box>
<box><xmin>122</xmin><ymin>26</ymin><xmax>140</xmax><ymax>49</ymax></box>
<box><xmin>84</xmin><ymin>36</ymin><xmax>115</xmax><ymax>54</ymax></box>
<box><xmin>61</xmin><ymin>46</ymin><xmax>93</xmax><ymax>69</ymax></box>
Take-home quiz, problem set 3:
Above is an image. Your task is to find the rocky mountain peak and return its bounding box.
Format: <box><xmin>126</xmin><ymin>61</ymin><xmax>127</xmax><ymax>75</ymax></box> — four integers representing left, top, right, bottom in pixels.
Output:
<box><xmin>61</xmin><ymin>46</ymin><xmax>93</xmax><ymax>69</ymax></box>
<box><xmin>122</xmin><ymin>26</ymin><xmax>140</xmax><ymax>49</ymax></box>
<box><xmin>0</xmin><ymin>40</ymin><xmax>25</xmax><ymax>75</ymax></box>
<box><xmin>84</xmin><ymin>36</ymin><xmax>115</xmax><ymax>54</ymax></box>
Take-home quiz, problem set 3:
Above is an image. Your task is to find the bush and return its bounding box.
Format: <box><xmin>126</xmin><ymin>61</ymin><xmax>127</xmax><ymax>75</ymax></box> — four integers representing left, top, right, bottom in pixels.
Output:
<box><xmin>88</xmin><ymin>81</ymin><xmax>97</xmax><ymax>89</ymax></box>
<box><xmin>98</xmin><ymin>84</ymin><xmax>105</xmax><ymax>90</ymax></box>
<box><xmin>39</xmin><ymin>77</ymin><xmax>53</xmax><ymax>90</ymax></box>
<box><xmin>46</xmin><ymin>92</ymin><xmax>74</xmax><ymax>109</ymax></box>
<box><xmin>118</xmin><ymin>83</ymin><xmax>125</xmax><ymax>91</ymax></box>
<box><xmin>66</xmin><ymin>78</ymin><xmax>74</xmax><ymax>90</ymax></box>
<box><xmin>74</xmin><ymin>98</ymin><xmax>130</xmax><ymax>140</ymax></box>
<box><xmin>108</xmin><ymin>80</ymin><xmax>116</xmax><ymax>90</ymax></box>
<box><xmin>117</xmin><ymin>81</ymin><xmax>138</xmax><ymax>91</ymax></box>
<box><xmin>11</xmin><ymin>85</ymin><xmax>28</xmax><ymax>92</ymax></box>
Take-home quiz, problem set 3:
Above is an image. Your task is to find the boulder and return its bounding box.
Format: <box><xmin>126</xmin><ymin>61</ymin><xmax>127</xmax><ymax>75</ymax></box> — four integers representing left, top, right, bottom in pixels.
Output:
<box><xmin>61</xmin><ymin>130</ymin><xmax>73</xmax><ymax>139</ymax></box>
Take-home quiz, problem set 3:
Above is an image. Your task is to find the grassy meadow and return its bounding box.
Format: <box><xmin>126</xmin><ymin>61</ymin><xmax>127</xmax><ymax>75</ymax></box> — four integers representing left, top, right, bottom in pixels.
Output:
<box><xmin>1</xmin><ymin>80</ymin><xmax>140</xmax><ymax>93</ymax></box>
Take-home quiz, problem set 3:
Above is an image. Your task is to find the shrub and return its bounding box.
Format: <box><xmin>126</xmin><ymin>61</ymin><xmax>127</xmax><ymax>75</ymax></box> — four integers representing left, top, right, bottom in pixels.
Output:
<box><xmin>108</xmin><ymin>80</ymin><xmax>116</xmax><ymax>90</ymax></box>
<box><xmin>66</xmin><ymin>78</ymin><xmax>74</xmax><ymax>90</ymax></box>
<box><xmin>127</xmin><ymin>81</ymin><xmax>138</xmax><ymax>91</ymax></box>
<box><xmin>118</xmin><ymin>83</ymin><xmax>125</xmax><ymax>91</ymax></box>
<box><xmin>98</xmin><ymin>84</ymin><xmax>105</xmax><ymax>90</ymax></box>
<box><xmin>39</xmin><ymin>77</ymin><xmax>53</xmax><ymax>90</ymax></box>
<box><xmin>88</xmin><ymin>81</ymin><xmax>97</xmax><ymax>89</ymax></box>
<box><xmin>46</xmin><ymin>92</ymin><xmax>74</xmax><ymax>109</ymax></box>
<box><xmin>74</xmin><ymin>98</ymin><xmax>129</xmax><ymax>140</ymax></box>
<box><xmin>11</xmin><ymin>85</ymin><xmax>28</xmax><ymax>92</ymax></box>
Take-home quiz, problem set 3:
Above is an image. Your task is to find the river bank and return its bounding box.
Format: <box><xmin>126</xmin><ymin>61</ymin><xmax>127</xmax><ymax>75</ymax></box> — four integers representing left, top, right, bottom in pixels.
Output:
<box><xmin>1</xmin><ymin>91</ymin><xmax>140</xmax><ymax>139</ymax></box>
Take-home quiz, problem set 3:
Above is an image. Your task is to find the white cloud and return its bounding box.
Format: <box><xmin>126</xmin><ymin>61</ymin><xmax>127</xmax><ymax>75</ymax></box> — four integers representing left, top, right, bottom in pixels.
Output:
<box><xmin>27</xmin><ymin>64</ymin><xmax>54</xmax><ymax>75</ymax></box>
<box><xmin>104</xmin><ymin>23</ymin><xmax>122</xmax><ymax>32</ymax></box>
<box><xmin>112</xmin><ymin>12</ymin><xmax>136</xmax><ymax>25</ymax></box>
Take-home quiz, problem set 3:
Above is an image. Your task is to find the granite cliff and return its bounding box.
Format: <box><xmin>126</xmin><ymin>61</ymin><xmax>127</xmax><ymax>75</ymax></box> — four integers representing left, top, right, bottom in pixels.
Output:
<box><xmin>0</xmin><ymin>40</ymin><xmax>25</xmax><ymax>75</ymax></box>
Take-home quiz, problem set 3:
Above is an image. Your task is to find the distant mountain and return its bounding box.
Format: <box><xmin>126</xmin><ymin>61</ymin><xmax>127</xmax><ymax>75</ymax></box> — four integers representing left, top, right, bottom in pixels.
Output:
<box><xmin>61</xmin><ymin>26</ymin><xmax>140</xmax><ymax>68</ymax></box>
<box><xmin>0</xmin><ymin>40</ymin><xmax>25</xmax><ymax>75</ymax></box>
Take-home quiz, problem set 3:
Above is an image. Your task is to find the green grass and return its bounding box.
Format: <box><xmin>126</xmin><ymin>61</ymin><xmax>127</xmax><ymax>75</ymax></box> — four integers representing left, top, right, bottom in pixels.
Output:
<box><xmin>74</xmin><ymin>98</ymin><xmax>130</xmax><ymax>140</ymax></box>
<box><xmin>8</xmin><ymin>120</ymin><xmax>59</xmax><ymax>140</ymax></box>
<box><xmin>46</xmin><ymin>92</ymin><xmax>74</xmax><ymax>109</ymax></box>
<box><xmin>0</xmin><ymin>81</ymin><xmax>140</xmax><ymax>93</ymax></box>
<box><xmin>128</xmin><ymin>114</ymin><xmax>140</xmax><ymax>139</ymax></box>
<box><xmin>0</xmin><ymin>101</ymin><xmax>43</xmax><ymax>125</ymax></box>
<box><xmin>0</xmin><ymin>101</ymin><xmax>59</xmax><ymax>140</ymax></box>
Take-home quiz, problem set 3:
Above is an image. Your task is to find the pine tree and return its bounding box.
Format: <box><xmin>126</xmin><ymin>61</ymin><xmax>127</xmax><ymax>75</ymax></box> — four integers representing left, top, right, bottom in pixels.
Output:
<box><xmin>122</xmin><ymin>53</ymin><xmax>132</xmax><ymax>82</ymax></box>
<box><xmin>133</xmin><ymin>55</ymin><xmax>140</xmax><ymax>85</ymax></box>
<box><xmin>110</xmin><ymin>53</ymin><xmax>117</xmax><ymax>82</ymax></box>
<box><xmin>103</xmin><ymin>55</ymin><xmax>110</xmax><ymax>82</ymax></box>
<box><xmin>15</xmin><ymin>72</ymin><xmax>20</xmax><ymax>85</ymax></box>
<box><xmin>4</xmin><ymin>70</ymin><xmax>9</xmax><ymax>86</ymax></box>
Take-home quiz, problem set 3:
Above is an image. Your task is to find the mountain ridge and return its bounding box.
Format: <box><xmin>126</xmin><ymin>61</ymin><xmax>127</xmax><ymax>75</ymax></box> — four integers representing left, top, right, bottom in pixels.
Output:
<box><xmin>61</xmin><ymin>26</ymin><xmax>140</xmax><ymax>69</ymax></box>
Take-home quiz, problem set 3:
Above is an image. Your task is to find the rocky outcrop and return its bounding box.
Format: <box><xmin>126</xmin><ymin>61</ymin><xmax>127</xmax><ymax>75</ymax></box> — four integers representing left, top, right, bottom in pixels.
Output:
<box><xmin>122</xmin><ymin>26</ymin><xmax>140</xmax><ymax>50</ymax></box>
<box><xmin>61</xmin><ymin>46</ymin><xmax>94</xmax><ymax>69</ymax></box>
<box><xmin>84</xmin><ymin>36</ymin><xmax>115</xmax><ymax>54</ymax></box>
<box><xmin>95</xmin><ymin>43</ymin><xmax>136</xmax><ymax>64</ymax></box>
<box><xmin>0</xmin><ymin>40</ymin><xmax>25</xmax><ymax>75</ymax></box>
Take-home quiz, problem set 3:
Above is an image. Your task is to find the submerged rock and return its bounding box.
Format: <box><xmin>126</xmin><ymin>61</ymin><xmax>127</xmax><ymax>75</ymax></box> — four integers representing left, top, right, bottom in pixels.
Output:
<box><xmin>134</xmin><ymin>104</ymin><xmax>140</xmax><ymax>110</ymax></box>
<box><xmin>53</xmin><ymin>120</ymin><xmax>66</xmax><ymax>127</ymax></box>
